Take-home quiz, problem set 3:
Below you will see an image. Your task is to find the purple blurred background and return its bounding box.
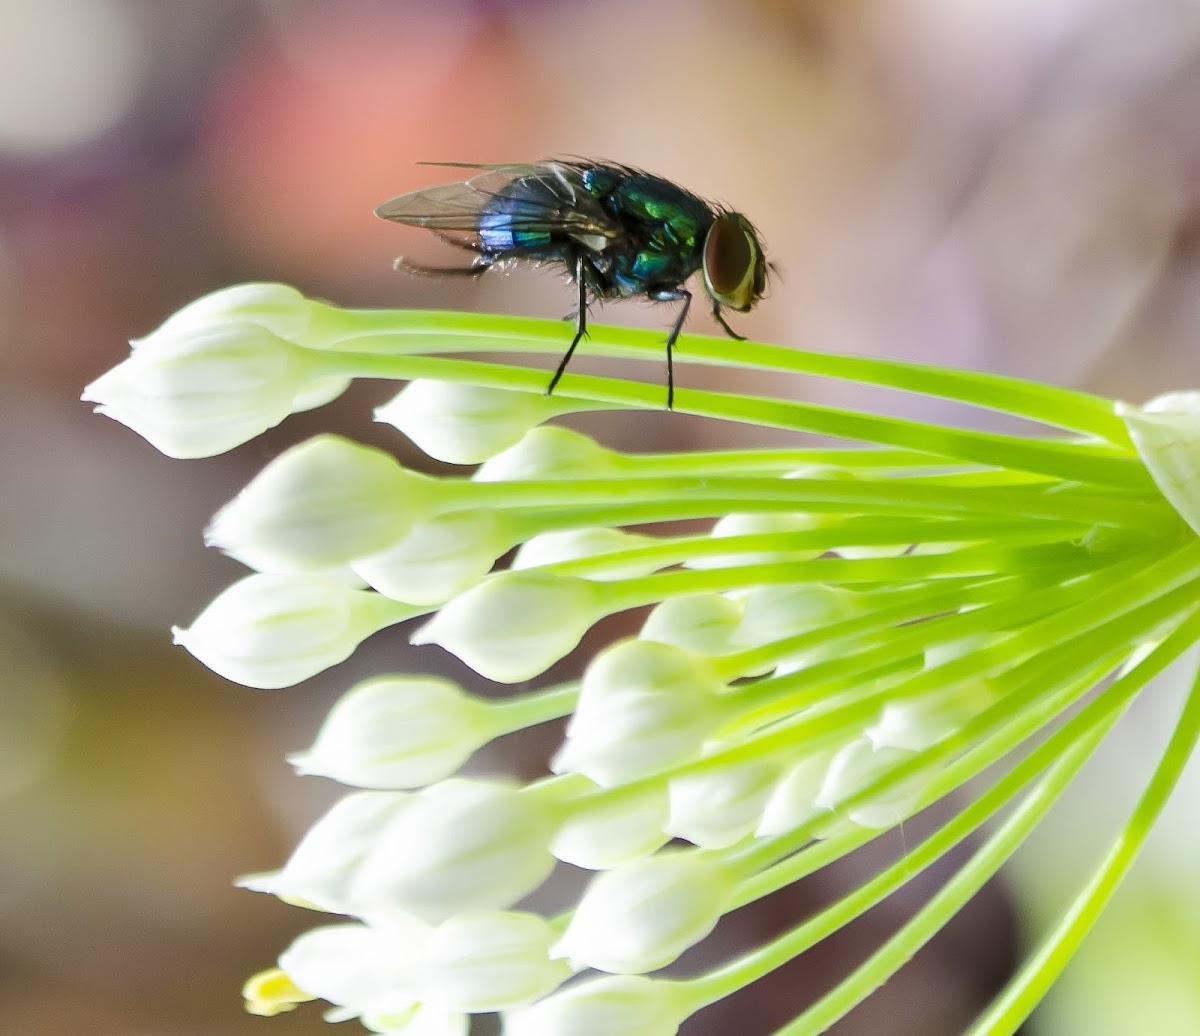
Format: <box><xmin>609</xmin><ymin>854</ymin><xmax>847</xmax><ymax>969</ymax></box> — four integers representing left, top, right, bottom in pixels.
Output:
<box><xmin>5</xmin><ymin>1</ymin><xmax>1200</xmax><ymax>1033</ymax></box>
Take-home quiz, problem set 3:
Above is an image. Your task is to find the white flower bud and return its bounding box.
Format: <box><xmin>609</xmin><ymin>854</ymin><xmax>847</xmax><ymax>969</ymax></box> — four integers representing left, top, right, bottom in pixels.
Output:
<box><xmin>550</xmin><ymin>785</ymin><xmax>670</xmax><ymax>869</ymax></box>
<box><xmin>551</xmin><ymin>640</ymin><xmax>726</xmax><ymax>787</ymax></box>
<box><xmin>685</xmin><ymin>512</ymin><xmax>825</xmax><ymax>571</ymax></box>
<box><xmin>349</xmin><ymin>779</ymin><xmax>556</xmax><ymax>924</ymax></box>
<box><xmin>1118</xmin><ymin>391</ymin><xmax>1200</xmax><ymax>534</ymax></box>
<box><xmin>815</xmin><ymin>738</ymin><xmax>926</xmax><ymax>829</ymax></box>
<box><xmin>512</xmin><ymin>528</ymin><xmax>658</xmax><ymax>579</ymax></box>
<box><xmin>474</xmin><ymin>426</ymin><xmax>621</xmax><ymax>482</ymax></box>
<box><xmin>239</xmin><ymin>790</ymin><xmax>413</xmax><ymax>912</ymax></box>
<box><xmin>83</xmin><ymin>321</ymin><xmax>331</xmax><ymax>458</ymax></box>
<box><xmin>756</xmin><ymin>749</ymin><xmax>837</xmax><ymax>837</ymax></box>
<box><xmin>665</xmin><ymin>755</ymin><xmax>780</xmax><ymax>849</ymax></box>
<box><xmin>207</xmin><ymin>436</ymin><xmax>438</xmax><ymax>572</ymax></box>
<box><xmin>639</xmin><ymin>593</ymin><xmax>744</xmax><ymax>656</ymax></box>
<box><xmin>361</xmin><ymin>1004</ymin><xmax>467</xmax><ymax>1036</ymax></box>
<box><xmin>502</xmin><ymin>976</ymin><xmax>689</xmax><ymax>1036</ymax></box>
<box><xmin>731</xmin><ymin>584</ymin><xmax>865</xmax><ymax>652</ymax></box>
<box><xmin>411</xmin><ymin>571</ymin><xmax>602</xmax><ymax>684</ymax></box>
<box><xmin>278</xmin><ymin>921</ymin><xmax>429</xmax><ymax>1018</ymax></box>
<box><xmin>421</xmin><ymin>911</ymin><xmax>571</xmax><ymax>1012</ymax></box>
<box><xmin>867</xmin><ymin>684</ymin><xmax>994</xmax><ymax>753</ymax></box>
<box><xmin>353</xmin><ymin>510</ymin><xmax>510</xmax><ymax>605</ymax></box>
<box><xmin>865</xmin><ymin>635</ymin><xmax>998</xmax><ymax>752</ymax></box>
<box><xmin>554</xmin><ymin>852</ymin><xmax>732</xmax><ymax>974</ymax></box>
<box><xmin>173</xmin><ymin>573</ymin><xmax>412</xmax><ymax>688</ymax></box>
<box><xmin>139</xmin><ymin>282</ymin><xmax>317</xmax><ymax>344</ymax></box>
<box><xmin>377</xmin><ymin>381</ymin><xmax>560</xmax><ymax>465</ymax></box>
<box><xmin>288</xmin><ymin>676</ymin><xmax>496</xmax><ymax>789</ymax></box>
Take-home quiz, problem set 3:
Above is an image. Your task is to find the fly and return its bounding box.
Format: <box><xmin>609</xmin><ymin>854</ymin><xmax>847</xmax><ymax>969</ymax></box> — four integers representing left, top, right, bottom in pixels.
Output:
<box><xmin>375</xmin><ymin>160</ymin><xmax>770</xmax><ymax>409</ymax></box>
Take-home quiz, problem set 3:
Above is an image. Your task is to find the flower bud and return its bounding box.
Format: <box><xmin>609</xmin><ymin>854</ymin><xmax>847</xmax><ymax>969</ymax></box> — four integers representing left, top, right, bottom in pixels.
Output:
<box><xmin>639</xmin><ymin>593</ymin><xmax>744</xmax><ymax>656</ymax></box>
<box><xmin>353</xmin><ymin>510</ymin><xmax>510</xmax><ymax>605</ymax></box>
<box><xmin>731</xmin><ymin>583</ymin><xmax>865</xmax><ymax>653</ymax></box>
<box><xmin>83</xmin><ymin>321</ymin><xmax>333</xmax><ymax>458</ymax></box>
<box><xmin>349</xmin><ymin>779</ymin><xmax>556</xmax><ymax>924</ymax></box>
<box><xmin>865</xmin><ymin>635</ymin><xmax>998</xmax><ymax>752</ymax></box>
<box><xmin>551</xmin><ymin>640</ymin><xmax>726</xmax><ymax>787</ymax></box>
<box><xmin>756</xmin><ymin>749</ymin><xmax>837</xmax><ymax>837</ymax></box>
<box><xmin>376</xmin><ymin>381</ymin><xmax>560</xmax><ymax>465</ymax></box>
<box><xmin>665</xmin><ymin>755</ymin><xmax>780</xmax><ymax>849</ymax></box>
<box><xmin>239</xmin><ymin>790</ymin><xmax>413</xmax><ymax>912</ymax></box>
<box><xmin>501</xmin><ymin>976</ymin><xmax>689</xmax><ymax>1036</ymax></box>
<box><xmin>140</xmin><ymin>282</ymin><xmax>317</xmax><ymax>344</ymax></box>
<box><xmin>412</xmin><ymin>571</ymin><xmax>602</xmax><ymax>684</ymax></box>
<box><xmin>685</xmin><ymin>512</ymin><xmax>825</xmax><ymax>571</ymax></box>
<box><xmin>173</xmin><ymin>573</ymin><xmax>413</xmax><ymax>688</ymax></box>
<box><xmin>361</xmin><ymin>1004</ymin><xmax>467</xmax><ymax>1036</ymax></box>
<box><xmin>815</xmin><ymin>738</ymin><xmax>926</xmax><ymax>829</ymax></box>
<box><xmin>554</xmin><ymin>852</ymin><xmax>732</xmax><ymax>974</ymax></box>
<box><xmin>512</xmin><ymin>528</ymin><xmax>658</xmax><ymax>579</ymax></box>
<box><xmin>474</xmin><ymin>426</ymin><xmax>622</xmax><ymax>482</ymax></box>
<box><xmin>207</xmin><ymin>435</ymin><xmax>438</xmax><ymax>572</ymax></box>
<box><xmin>288</xmin><ymin>676</ymin><xmax>496</xmax><ymax>789</ymax></box>
<box><xmin>278</xmin><ymin>921</ymin><xmax>429</xmax><ymax>1018</ymax></box>
<box><xmin>422</xmin><ymin>911</ymin><xmax>571</xmax><ymax>1012</ymax></box>
<box><xmin>1118</xmin><ymin>391</ymin><xmax>1200</xmax><ymax>534</ymax></box>
<box><xmin>550</xmin><ymin>785</ymin><xmax>670</xmax><ymax>869</ymax></box>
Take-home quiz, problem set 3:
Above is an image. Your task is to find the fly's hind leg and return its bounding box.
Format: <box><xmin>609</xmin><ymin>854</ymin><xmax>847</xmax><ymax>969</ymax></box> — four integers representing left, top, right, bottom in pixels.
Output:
<box><xmin>394</xmin><ymin>256</ymin><xmax>492</xmax><ymax>278</ymax></box>
<box><xmin>547</xmin><ymin>255</ymin><xmax>590</xmax><ymax>397</ymax></box>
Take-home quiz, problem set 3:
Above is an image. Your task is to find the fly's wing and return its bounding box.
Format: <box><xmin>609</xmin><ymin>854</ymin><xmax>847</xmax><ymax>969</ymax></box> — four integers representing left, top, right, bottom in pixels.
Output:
<box><xmin>375</xmin><ymin>162</ymin><xmax>620</xmax><ymax>253</ymax></box>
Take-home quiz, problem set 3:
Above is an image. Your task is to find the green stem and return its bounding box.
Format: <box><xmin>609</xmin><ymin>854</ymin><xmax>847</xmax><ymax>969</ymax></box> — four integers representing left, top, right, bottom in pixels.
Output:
<box><xmin>669</xmin><ymin>573</ymin><xmax>1200</xmax><ymax>797</ymax></box>
<box><xmin>488</xmin><ymin>682</ymin><xmax>580</xmax><ymax>733</ymax></box>
<box><xmin>600</xmin><ymin>542</ymin><xmax>1093</xmax><ymax>616</ymax></box>
<box><xmin>315</xmin><ymin>350</ymin><xmax>1149</xmax><ymax>489</ymax></box>
<box><xmin>446</xmin><ymin>474</ymin><xmax>1163</xmax><ymax>528</ymax></box>
<box><xmin>965</xmin><ymin>642</ymin><xmax>1200</xmax><ymax>1034</ymax></box>
<box><xmin>746</xmin><ymin>543</ymin><xmax>1200</xmax><ymax>726</ymax></box>
<box><xmin>311</xmin><ymin>309</ymin><xmax>1129</xmax><ymax>444</ymax></box>
<box><xmin>768</xmin><ymin>728</ymin><xmax>1105</xmax><ymax>1034</ymax></box>
<box><xmin>544</xmin><ymin>518</ymin><xmax>1088</xmax><ymax>581</ymax></box>
<box><xmin>767</xmin><ymin>613</ymin><xmax>1200</xmax><ymax>1035</ymax></box>
<box><xmin>687</xmin><ymin>664</ymin><xmax>1116</xmax><ymax>1015</ymax></box>
<box><xmin>620</xmin><ymin>446</ymin><xmax>958</xmax><ymax>474</ymax></box>
<box><xmin>716</xmin><ymin>570</ymin><xmax>1071</xmax><ymax>682</ymax></box>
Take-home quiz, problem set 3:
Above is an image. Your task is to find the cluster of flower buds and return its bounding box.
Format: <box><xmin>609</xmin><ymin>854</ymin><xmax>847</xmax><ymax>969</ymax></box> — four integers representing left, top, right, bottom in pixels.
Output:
<box><xmin>86</xmin><ymin>285</ymin><xmax>1200</xmax><ymax>1035</ymax></box>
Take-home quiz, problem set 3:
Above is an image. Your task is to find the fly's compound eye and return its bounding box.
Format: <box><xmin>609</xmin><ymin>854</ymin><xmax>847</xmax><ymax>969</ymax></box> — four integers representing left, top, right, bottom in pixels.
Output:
<box><xmin>702</xmin><ymin>214</ymin><xmax>763</xmax><ymax>312</ymax></box>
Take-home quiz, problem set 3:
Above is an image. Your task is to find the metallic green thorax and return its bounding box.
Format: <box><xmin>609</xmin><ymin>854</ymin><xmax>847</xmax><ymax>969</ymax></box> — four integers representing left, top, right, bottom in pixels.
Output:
<box><xmin>574</xmin><ymin>167</ymin><xmax>714</xmax><ymax>299</ymax></box>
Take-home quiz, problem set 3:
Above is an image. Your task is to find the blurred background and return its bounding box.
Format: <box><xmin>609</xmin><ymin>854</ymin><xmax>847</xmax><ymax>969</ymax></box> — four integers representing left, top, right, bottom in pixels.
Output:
<box><xmin>5</xmin><ymin>0</ymin><xmax>1200</xmax><ymax>1033</ymax></box>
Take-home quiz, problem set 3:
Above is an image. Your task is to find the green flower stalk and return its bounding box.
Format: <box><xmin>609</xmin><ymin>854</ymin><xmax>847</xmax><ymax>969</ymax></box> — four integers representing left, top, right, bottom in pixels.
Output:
<box><xmin>86</xmin><ymin>283</ymin><xmax>1200</xmax><ymax>1035</ymax></box>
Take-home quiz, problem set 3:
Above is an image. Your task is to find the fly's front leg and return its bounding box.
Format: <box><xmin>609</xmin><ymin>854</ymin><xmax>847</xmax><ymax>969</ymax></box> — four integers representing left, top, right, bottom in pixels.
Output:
<box><xmin>547</xmin><ymin>255</ymin><xmax>589</xmax><ymax>396</ymax></box>
<box><xmin>712</xmin><ymin>301</ymin><xmax>746</xmax><ymax>341</ymax></box>
<box><xmin>654</xmin><ymin>287</ymin><xmax>692</xmax><ymax>411</ymax></box>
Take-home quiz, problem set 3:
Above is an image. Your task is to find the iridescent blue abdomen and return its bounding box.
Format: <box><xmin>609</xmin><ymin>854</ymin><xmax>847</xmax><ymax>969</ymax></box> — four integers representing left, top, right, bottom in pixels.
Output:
<box><xmin>478</xmin><ymin>179</ymin><xmax>558</xmax><ymax>252</ymax></box>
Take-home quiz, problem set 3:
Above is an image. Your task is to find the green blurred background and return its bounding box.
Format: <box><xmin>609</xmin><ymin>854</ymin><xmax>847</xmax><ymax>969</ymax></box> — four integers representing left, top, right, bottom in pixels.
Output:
<box><xmin>4</xmin><ymin>1</ymin><xmax>1200</xmax><ymax>1033</ymax></box>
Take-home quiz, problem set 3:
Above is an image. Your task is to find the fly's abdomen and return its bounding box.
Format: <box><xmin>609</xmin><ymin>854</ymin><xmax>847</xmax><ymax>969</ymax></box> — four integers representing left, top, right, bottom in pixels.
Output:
<box><xmin>478</xmin><ymin>178</ymin><xmax>559</xmax><ymax>253</ymax></box>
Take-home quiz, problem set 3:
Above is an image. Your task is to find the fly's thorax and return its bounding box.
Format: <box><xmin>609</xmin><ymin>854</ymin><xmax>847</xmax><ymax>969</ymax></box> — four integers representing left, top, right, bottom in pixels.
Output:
<box><xmin>702</xmin><ymin>213</ymin><xmax>767</xmax><ymax>313</ymax></box>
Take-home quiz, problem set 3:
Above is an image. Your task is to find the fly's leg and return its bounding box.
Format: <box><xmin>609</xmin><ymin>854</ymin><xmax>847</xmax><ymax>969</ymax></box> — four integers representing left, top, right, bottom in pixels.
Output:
<box><xmin>654</xmin><ymin>287</ymin><xmax>692</xmax><ymax>411</ymax></box>
<box><xmin>712</xmin><ymin>302</ymin><xmax>746</xmax><ymax>341</ymax></box>
<box><xmin>547</xmin><ymin>255</ymin><xmax>589</xmax><ymax>397</ymax></box>
<box><xmin>394</xmin><ymin>256</ymin><xmax>492</xmax><ymax>277</ymax></box>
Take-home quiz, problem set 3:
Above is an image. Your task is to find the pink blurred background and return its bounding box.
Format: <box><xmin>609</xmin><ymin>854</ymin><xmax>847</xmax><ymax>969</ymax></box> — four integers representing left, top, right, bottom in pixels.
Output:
<box><xmin>5</xmin><ymin>1</ymin><xmax>1200</xmax><ymax>1033</ymax></box>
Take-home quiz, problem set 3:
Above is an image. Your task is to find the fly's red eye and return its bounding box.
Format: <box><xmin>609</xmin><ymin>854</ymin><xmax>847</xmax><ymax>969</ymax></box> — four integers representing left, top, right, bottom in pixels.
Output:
<box><xmin>705</xmin><ymin>217</ymin><xmax>752</xmax><ymax>296</ymax></box>
<box><xmin>702</xmin><ymin>215</ymin><xmax>762</xmax><ymax>312</ymax></box>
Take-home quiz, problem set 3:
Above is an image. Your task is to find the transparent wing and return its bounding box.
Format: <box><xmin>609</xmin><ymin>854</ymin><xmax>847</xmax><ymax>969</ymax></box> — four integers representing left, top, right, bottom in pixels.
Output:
<box><xmin>375</xmin><ymin>162</ymin><xmax>620</xmax><ymax>252</ymax></box>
